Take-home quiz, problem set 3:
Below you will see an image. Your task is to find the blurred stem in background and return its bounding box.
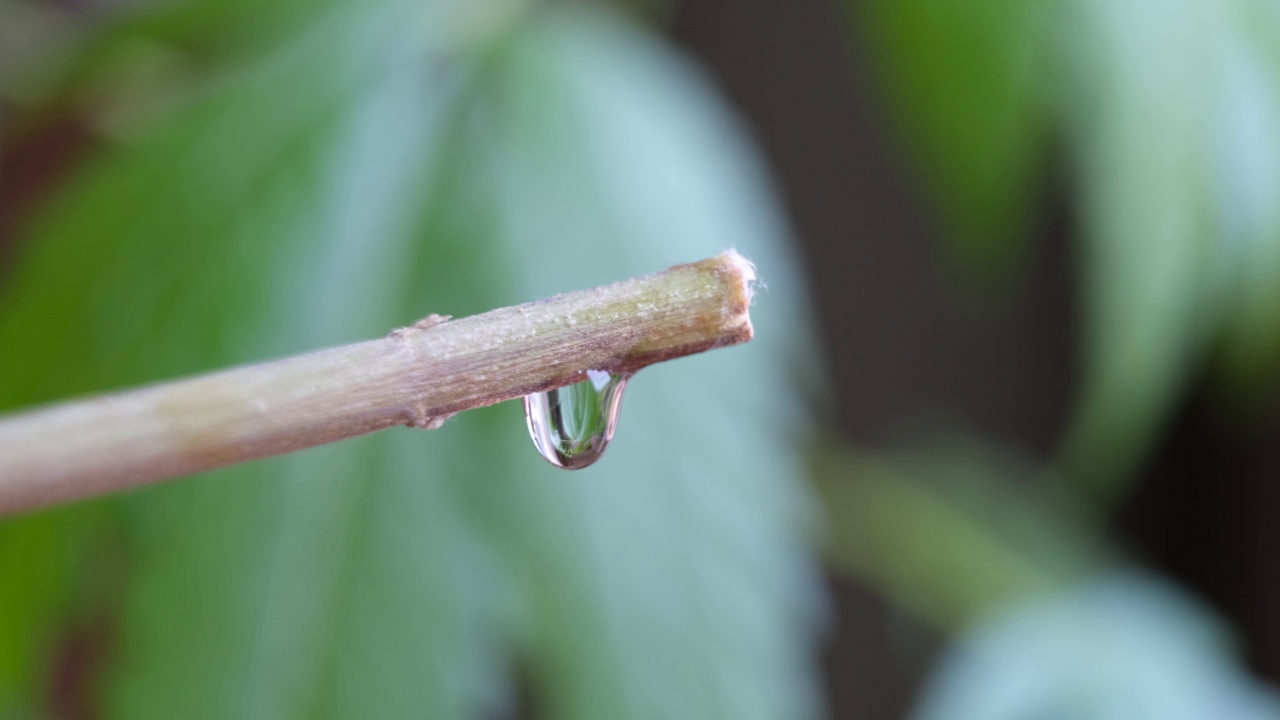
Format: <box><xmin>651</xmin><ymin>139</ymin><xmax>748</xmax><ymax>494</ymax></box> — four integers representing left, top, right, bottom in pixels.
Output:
<box><xmin>813</xmin><ymin>437</ymin><xmax>1106</xmax><ymax>634</ymax></box>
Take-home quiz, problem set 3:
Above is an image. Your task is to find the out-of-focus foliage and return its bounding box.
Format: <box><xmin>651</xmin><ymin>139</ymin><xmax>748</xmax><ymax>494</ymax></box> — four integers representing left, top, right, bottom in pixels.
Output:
<box><xmin>856</xmin><ymin>0</ymin><xmax>1280</xmax><ymax>500</ymax></box>
<box><xmin>839</xmin><ymin>0</ymin><xmax>1280</xmax><ymax>715</ymax></box>
<box><xmin>1056</xmin><ymin>0</ymin><xmax>1242</xmax><ymax>498</ymax></box>
<box><xmin>813</xmin><ymin>438</ymin><xmax>1104</xmax><ymax>633</ymax></box>
<box><xmin>855</xmin><ymin>0</ymin><xmax>1045</xmax><ymax>276</ymax></box>
<box><xmin>818</xmin><ymin>438</ymin><xmax>1280</xmax><ymax>719</ymax></box>
<box><xmin>0</xmin><ymin>1</ymin><xmax>821</xmax><ymax>718</ymax></box>
<box><xmin>916</xmin><ymin>575</ymin><xmax>1280</xmax><ymax>720</ymax></box>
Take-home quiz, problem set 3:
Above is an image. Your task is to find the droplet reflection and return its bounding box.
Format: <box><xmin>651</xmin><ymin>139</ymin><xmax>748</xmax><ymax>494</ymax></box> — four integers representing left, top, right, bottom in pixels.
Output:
<box><xmin>523</xmin><ymin>370</ymin><xmax>629</xmax><ymax>470</ymax></box>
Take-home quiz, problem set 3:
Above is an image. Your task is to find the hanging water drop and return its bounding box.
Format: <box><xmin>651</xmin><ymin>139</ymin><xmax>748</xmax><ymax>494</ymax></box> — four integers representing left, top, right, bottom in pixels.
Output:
<box><xmin>523</xmin><ymin>369</ymin><xmax>630</xmax><ymax>470</ymax></box>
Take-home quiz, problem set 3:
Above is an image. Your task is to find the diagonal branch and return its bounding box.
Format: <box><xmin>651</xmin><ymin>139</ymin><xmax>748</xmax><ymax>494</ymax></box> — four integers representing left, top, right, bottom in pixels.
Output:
<box><xmin>0</xmin><ymin>251</ymin><xmax>758</xmax><ymax>515</ymax></box>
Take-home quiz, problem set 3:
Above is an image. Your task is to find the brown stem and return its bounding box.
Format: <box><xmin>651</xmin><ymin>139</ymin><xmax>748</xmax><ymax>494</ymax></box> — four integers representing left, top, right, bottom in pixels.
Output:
<box><xmin>0</xmin><ymin>251</ymin><xmax>757</xmax><ymax>515</ymax></box>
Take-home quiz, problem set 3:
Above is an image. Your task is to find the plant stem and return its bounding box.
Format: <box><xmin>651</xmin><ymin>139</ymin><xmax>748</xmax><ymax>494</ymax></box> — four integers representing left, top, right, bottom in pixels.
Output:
<box><xmin>0</xmin><ymin>251</ymin><xmax>758</xmax><ymax>515</ymax></box>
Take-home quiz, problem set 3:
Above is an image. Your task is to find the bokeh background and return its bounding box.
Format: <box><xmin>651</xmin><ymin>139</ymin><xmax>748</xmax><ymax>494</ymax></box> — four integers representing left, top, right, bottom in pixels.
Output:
<box><xmin>4</xmin><ymin>0</ymin><xmax>1280</xmax><ymax>718</ymax></box>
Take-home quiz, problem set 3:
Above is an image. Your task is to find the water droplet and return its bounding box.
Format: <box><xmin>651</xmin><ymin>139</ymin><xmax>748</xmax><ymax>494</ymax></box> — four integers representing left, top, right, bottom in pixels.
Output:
<box><xmin>523</xmin><ymin>370</ymin><xmax>630</xmax><ymax>470</ymax></box>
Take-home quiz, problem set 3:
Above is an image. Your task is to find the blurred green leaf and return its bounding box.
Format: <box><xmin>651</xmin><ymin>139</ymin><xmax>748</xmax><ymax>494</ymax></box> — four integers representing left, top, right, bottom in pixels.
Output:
<box><xmin>1213</xmin><ymin>2</ymin><xmax>1280</xmax><ymax>394</ymax></box>
<box><xmin>0</xmin><ymin>506</ymin><xmax>119</xmax><ymax>718</ymax></box>
<box><xmin>1056</xmin><ymin>0</ymin><xmax>1233</xmax><ymax>498</ymax></box>
<box><xmin>475</xmin><ymin>13</ymin><xmax>822</xmax><ymax>716</ymax></box>
<box><xmin>853</xmin><ymin>0</ymin><xmax>1280</xmax><ymax>503</ymax></box>
<box><xmin>914</xmin><ymin>574</ymin><xmax>1280</xmax><ymax>720</ymax></box>
<box><xmin>851</xmin><ymin>0</ymin><xmax>1046</xmax><ymax>277</ymax></box>
<box><xmin>0</xmin><ymin>1</ymin><xmax>821</xmax><ymax>719</ymax></box>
